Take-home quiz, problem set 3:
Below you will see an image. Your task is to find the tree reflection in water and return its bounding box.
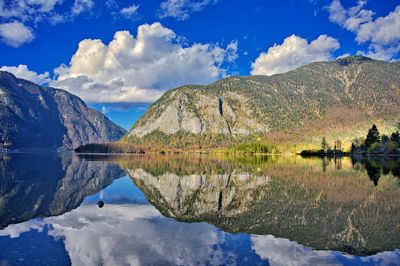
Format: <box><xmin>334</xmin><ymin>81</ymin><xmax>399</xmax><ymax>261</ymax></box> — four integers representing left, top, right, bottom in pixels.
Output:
<box><xmin>351</xmin><ymin>156</ymin><xmax>400</xmax><ymax>186</ymax></box>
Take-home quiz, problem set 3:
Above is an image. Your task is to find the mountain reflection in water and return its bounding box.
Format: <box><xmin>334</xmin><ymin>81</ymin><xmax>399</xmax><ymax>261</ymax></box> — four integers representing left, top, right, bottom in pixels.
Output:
<box><xmin>120</xmin><ymin>155</ymin><xmax>400</xmax><ymax>256</ymax></box>
<box><xmin>0</xmin><ymin>153</ymin><xmax>125</xmax><ymax>228</ymax></box>
<box><xmin>0</xmin><ymin>153</ymin><xmax>399</xmax><ymax>265</ymax></box>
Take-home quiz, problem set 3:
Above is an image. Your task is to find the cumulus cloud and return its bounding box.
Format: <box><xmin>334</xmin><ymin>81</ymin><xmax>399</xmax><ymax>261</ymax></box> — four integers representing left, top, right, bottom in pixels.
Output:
<box><xmin>120</xmin><ymin>4</ymin><xmax>139</xmax><ymax>18</ymax></box>
<box><xmin>327</xmin><ymin>0</ymin><xmax>400</xmax><ymax>60</ymax></box>
<box><xmin>0</xmin><ymin>64</ymin><xmax>50</xmax><ymax>84</ymax></box>
<box><xmin>251</xmin><ymin>34</ymin><xmax>340</xmax><ymax>76</ymax></box>
<box><xmin>0</xmin><ymin>21</ymin><xmax>34</xmax><ymax>47</ymax></box>
<box><xmin>159</xmin><ymin>0</ymin><xmax>219</xmax><ymax>20</ymax></box>
<box><xmin>356</xmin><ymin>6</ymin><xmax>400</xmax><ymax>45</ymax></box>
<box><xmin>51</xmin><ymin>22</ymin><xmax>237</xmax><ymax>103</ymax></box>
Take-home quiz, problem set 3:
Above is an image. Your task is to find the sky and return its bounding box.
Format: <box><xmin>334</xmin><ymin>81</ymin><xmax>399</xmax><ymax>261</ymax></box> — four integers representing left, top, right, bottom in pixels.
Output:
<box><xmin>0</xmin><ymin>0</ymin><xmax>399</xmax><ymax>130</ymax></box>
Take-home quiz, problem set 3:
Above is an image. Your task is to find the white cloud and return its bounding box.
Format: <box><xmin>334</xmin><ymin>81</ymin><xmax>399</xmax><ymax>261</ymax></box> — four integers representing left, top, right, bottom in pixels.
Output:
<box><xmin>25</xmin><ymin>0</ymin><xmax>63</xmax><ymax>13</ymax></box>
<box><xmin>0</xmin><ymin>0</ymin><xmax>64</xmax><ymax>21</ymax></box>
<box><xmin>159</xmin><ymin>0</ymin><xmax>219</xmax><ymax>20</ymax></box>
<box><xmin>336</xmin><ymin>53</ymin><xmax>351</xmax><ymax>59</ymax></box>
<box><xmin>120</xmin><ymin>4</ymin><xmax>139</xmax><ymax>18</ymax></box>
<box><xmin>358</xmin><ymin>44</ymin><xmax>400</xmax><ymax>61</ymax></box>
<box><xmin>251</xmin><ymin>34</ymin><xmax>340</xmax><ymax>76</ymax></box>
<box><xmin>51</xmin><ymin>22</ymin><xmax>237</xmax><ymax>103</ymax></box>
<box><xmin>356</xmin><ymin>6</ymin><xmax>400</xmax><ymax>45</ymax></box>
<box><xmin>71</xmin><ymin>0</ymin><xmax>94</xmax><ymax>16</ymax></box>
<box><xmin>327</xmin><ymin>0</ymin><xmax>371</xmax><ymax>31</ymax></box>
<box><xmin>0</xmin><ymin>64</ymin><xmax>50</xmax><ymax>84</ymax></box>
<box><xmin>0</xmin><ymin>0</ymin><xmax>62</xmax><ymax>21</ymax></box>
<box><xmin>0</xmin><ymin>0</ymin><xmax>95</xmax><ymax>47</ymax></box>
<box><xmin>327</xmin><ymin>1</ymin><xmax>400</xmax><ymax>60</ymax></box>
<box><xmin>0</xmin><ymin>21</ymin><xmax>34</xmax><ymax>47</ymax></box>
<box><xmin>226</xmin><ymin>40</ymin><xmax>238</xmax><ymax>62</ymax></box>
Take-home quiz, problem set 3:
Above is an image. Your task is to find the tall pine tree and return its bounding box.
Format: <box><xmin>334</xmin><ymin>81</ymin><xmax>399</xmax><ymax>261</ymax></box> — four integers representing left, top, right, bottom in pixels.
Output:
<box><xmin>365</xmin><ymin>124</ymin><xmax>381</xmax><ymax>148</ymax></box>
<box><xmin>391</xmin><ymin>131</ymin><xmax>400</xmax><ymax>144</ymax></box>
<box><xmin>321</xmin><ymin>137</ymin><xmax>328</xmax><ymax>152</ymax></box>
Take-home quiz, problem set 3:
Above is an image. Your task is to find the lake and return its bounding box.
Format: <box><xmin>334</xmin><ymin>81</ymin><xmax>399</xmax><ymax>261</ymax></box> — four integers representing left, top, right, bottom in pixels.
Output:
<box><xmin>0</xmin><ymin>153</ymin><xmax>399</xmax><ymax>265</ymax></box>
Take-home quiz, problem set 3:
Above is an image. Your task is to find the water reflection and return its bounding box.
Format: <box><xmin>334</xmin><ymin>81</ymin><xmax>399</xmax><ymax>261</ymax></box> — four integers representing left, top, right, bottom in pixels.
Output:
<box><xmin>0</xmin><ymin>153</ymin><xmax>399</xmax><ymax>265</ymax></box>
<box><xmin>0</xmin><ymin>153</ymin><xmax>125</xmax><ymax>229</ymax></box>
<box><xmin>351</xmin><ymin>157</ymin><xmax>400</xmax><ymax>186</ymax></box>
<box><xmin>1</xmin><ymin>204</ymin><xmax>238</xmax><ymax>265</ymax></box>
<box><xmin>251</xmin><ymin>235</ymin><xmax>400</xmax><ymax>265</ymax></box>
<box><xmin>1</xmin><ymin>202</ymin><xmax>399</xmax><ymax>266</ymax></box>
<box><xmin>119</xmin><ymin>155</ymin><xmax>400</xmax><ymax>255</ymax></box>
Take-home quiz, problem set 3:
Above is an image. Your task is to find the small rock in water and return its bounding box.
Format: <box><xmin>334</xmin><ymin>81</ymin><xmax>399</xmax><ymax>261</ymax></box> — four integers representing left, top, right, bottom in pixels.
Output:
<box><xmin>97</xmin><ymin>201</ymin><xmax>105</xmax><ymax>208</ymax></box>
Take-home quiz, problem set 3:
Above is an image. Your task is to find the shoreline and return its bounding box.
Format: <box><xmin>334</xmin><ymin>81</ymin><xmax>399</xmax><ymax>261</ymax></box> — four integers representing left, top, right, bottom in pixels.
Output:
<box><xmin>298</xmin><ymin>152</ymin><xmax>400</xmax><ymax>158</ymax></box>
<box><xmin>3</xmin><ymin>150</ymin><xmax>399</xmax><ymax>158</ymax></box>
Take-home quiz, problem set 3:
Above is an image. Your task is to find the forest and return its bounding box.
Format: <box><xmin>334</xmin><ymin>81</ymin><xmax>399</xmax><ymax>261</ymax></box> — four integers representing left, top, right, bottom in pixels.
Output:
<box><xmin>301</xmin><ymin>124</ymin><xmax>400</xmax><ymax>156</ymax></box>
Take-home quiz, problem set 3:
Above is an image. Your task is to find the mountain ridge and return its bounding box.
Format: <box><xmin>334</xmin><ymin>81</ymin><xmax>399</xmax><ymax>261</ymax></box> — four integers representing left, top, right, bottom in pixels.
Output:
<box><xmin>0</xmin><ymin>71</ymin><xmax>127</xmax><ymax>151</ymax></box>
<box><xmin>127</xmin><ymin>56</ymin><xmax>400</xmax><ymax>151</ymax></box>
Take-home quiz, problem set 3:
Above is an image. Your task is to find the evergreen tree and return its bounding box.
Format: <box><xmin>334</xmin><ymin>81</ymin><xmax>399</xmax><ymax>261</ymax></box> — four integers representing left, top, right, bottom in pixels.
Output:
<box><xmin>350</xmin><ymin>143</ymin><xmax>356</xmax><ymax>153</ymax></box>
<box><xmin>321</xmin><ymin>137</ymin><xmax>328</xmax><ymax>152</ymax></box>
<box><xmin>381</xmin><ymin>135</ymin><xmax>390</xmax><ymax>144</ymax></box>
<box><xmin>365</xmin><ymin>124</ymin><xmax>381</xmax><ymax>148</ymax></box>
<box><xmin>390</xmin><ymin>131</ymin><xmax>400</xmax><ymax>144</ymax></box>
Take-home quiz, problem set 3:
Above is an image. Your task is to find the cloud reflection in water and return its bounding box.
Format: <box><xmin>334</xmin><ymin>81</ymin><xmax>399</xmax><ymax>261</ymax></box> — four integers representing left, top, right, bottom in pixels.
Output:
<box><xmin>1</xmin><ymin>202</ymin><xmax>399</xmax><ymax>266</ymax></box>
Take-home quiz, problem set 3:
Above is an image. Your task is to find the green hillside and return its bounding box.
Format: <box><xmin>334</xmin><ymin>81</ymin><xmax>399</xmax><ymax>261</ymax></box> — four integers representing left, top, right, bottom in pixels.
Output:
<box><xmin>126</xmin><ymin>56</ymin><xmax>400</xmax><ymax>152</ymax></box>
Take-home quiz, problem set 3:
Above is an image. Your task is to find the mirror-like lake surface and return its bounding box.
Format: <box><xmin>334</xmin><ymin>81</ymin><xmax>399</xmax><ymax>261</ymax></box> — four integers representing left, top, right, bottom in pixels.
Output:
<box><xmin>0</xmin><ymin>153</ymin><xmax>399</xmax><ymax>265</ymax></box>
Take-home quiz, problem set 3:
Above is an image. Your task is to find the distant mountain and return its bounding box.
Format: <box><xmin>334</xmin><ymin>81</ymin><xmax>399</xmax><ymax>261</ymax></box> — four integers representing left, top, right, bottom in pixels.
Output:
<box><xmin>127</xmin><ymin>56</ymin><xmax>400</xmax><ymax>150</ymax></box>
<box><xmin>0</xmin><ymin>71</ymin><xmax>126</xmax><ymax>151</ymax></box>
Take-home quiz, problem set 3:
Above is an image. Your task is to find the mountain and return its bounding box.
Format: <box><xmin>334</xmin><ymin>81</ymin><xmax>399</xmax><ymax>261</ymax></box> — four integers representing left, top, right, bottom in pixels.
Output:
<box><xmin>0</xmin><ymin>71</ymin><xmax>126</xmax><ymax>151</ymax></box>
<box><xmin>127</xmin><ymin>56</ymin><xmax>400</xmax><ymax>151</ymax></box>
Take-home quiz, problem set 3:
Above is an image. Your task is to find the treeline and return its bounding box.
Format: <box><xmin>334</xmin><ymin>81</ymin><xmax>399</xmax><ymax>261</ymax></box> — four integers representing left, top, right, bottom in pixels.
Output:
<box><xmin>351</xmin><ymin>124</ymin><xmax>400</xmax><ymax>155</ymax></box>
<box><xmin>224</xmin><ymin>141</ymin><xmax>279</xmax><ymax>154</ymax></box>
<box><xmin>123</xmin><ymin>130</ymin><xmax>234</xmax><ymax>150</ymax></box>
<box><xmin>300</xmin><ymin>137</ymin><xmax>346</xmax><ymax>156</ymax></box>
<box><xmin>75</xmin><ymin>130</ymin><xmax>278</xmax><ymax>154</ymax></box>
<box><xmin>123</xmin><ymin>130</ymin><xmax>278</xmax><ymax>154</ymax></box>
<box><xmin>301</xmin><ymin>123</ymin><xmax>400</xmax><ymax>156</ymax></box>
<box><xmin>75</xmin><ymin>143</ymin><xmax>146</xmax><ymax>154</ymax></box>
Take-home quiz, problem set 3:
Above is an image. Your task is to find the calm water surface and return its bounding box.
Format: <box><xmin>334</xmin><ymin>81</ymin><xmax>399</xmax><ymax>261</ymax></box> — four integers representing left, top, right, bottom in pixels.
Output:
<box><xmin>0</xmin><ymin>153</ymin><xmax>399</xmax><ymax>265</ymax></box>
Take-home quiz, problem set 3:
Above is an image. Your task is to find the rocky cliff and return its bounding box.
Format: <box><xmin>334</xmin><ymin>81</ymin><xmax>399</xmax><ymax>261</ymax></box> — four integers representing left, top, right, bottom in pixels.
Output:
<box><xmin>0</xmin><ymin>71</ymin><xmax>126</xmax><ymax>151</ymax></box>
<box><xmin>128</xmin><ymin>56</ymin><xmax>400</xmax><ymax>149</ymax></box>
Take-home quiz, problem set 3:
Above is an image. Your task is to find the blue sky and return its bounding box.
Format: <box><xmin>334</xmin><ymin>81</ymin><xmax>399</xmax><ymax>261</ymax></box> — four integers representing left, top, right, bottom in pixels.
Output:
<box><xmin>0</xmin><ymin>0</ymin><xmax>399</xmax><ymax>130</ymax></box>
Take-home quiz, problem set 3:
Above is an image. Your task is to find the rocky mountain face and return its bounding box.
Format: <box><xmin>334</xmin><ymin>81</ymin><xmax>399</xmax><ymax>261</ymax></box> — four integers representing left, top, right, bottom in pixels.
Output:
<box><xmin>0</xmin><ymin>71</ymin><xmax>126</xmax><ymax>151</ymax></box>
<box><xmin>122</xmin><ymin>155</ymin><xmax>400</xmax><ymax>255</ymax></box>
<box><xmin>128</xmin><ymin>56</ymin><xmax>400</xmax><ymax>149</ymax></box>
